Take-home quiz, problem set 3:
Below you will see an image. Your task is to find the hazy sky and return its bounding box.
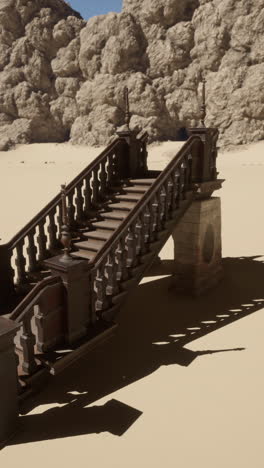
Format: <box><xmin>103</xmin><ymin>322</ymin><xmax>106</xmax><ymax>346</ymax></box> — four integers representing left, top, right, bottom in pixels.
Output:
<box><xmin>69</xmin><ymin>0</ymin><xmax>123</xmax><ymax>19</ymax></box>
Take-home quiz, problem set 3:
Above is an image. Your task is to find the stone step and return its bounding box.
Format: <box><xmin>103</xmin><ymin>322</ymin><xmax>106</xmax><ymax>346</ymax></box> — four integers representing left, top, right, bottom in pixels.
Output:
<box><xmin>73</xmin><ymin>239</ymin><xmax>105</xmax><ymax>252</ymax></box>
<box><xmin>103</xmin><ymin>210</ymin><xmax>129</xmax><ymax>221</ymax></box>
<box><xmin>82</xmin><ymin>229</ymin><xmax>113</xmax><ymax>241</ymax></box>
<box><xmin>124</xmin><ymin>185</ymin><xmax>148</xmax><ymax>194</ymax></box>
<box><xmin>71</xmin><ymin>249</ymin><xmax>97</xmax><ymax>261</ymax></box>
<box><xmin>108</xmin><ymin>201</ymin><xmax>137</xmax><ymax>211</ymax></box>
<box><xmin>114</xmin><ymin>193</ymin><xmax>142</xmax><ymax>202</ymax></box>
<box><xmin>92</xmin><ymin>219</ymin><xmax>122</xmax><ymax>231</ymax></box>
<box><xmin>130</xmin><ymin>178</ymin><xmax>156</xmax><ymax>186</ymax></box>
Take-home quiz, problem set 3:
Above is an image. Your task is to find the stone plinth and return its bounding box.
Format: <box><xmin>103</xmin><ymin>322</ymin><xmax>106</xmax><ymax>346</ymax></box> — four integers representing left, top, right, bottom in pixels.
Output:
<box><xmin>171</xmin><ymin>197</ymin><xmax>223</xmax><ymax>296</ymax></box>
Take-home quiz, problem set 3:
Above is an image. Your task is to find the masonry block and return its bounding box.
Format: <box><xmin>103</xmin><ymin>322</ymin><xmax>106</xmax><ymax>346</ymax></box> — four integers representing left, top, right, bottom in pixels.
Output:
<box><xmin>171</xmin><ymin>197</ymin><xmax>223</xmax><ymax>296</ymax></box>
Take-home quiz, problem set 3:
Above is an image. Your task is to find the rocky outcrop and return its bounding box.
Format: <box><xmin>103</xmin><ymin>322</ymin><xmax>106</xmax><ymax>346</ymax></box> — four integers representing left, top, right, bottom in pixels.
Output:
<box><xmin>0</xmin><ymin>0</ymin><xmax>263</xmax><ymax>150</ymax></box>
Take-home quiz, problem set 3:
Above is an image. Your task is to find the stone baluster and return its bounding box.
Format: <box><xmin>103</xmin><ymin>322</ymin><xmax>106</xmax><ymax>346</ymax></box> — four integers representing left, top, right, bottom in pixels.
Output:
<box><xmin>159</xmin><ymin>187</ymin><xmax>167</xmax><ymax>228</ymax></box>
<box><xmin>84</xmin><ymin>175</ymin><xmax>92</xmax><ymax>215</ymax></box>
<box><xmin>27</xmin><ymin>228</ymin><xmax>38</xmax><ymax>273</ymax></box>
<box><xmin>100</xmin><ymin>161</ymin><xmax>107</xmax><ymax>199</ymax></box>
<box><xmin>95</xmin><ymin>260</ymin><xmax>108</xmax><ymax>311</ymax></box>
<box><xmin>106</xmin><ymin>250</ymin><xmax>119</xmax><ymax>295</ymax></box>
<box><xmin>143</xmin><ymin>205</ymin><xmax>151</xmax><ymax>246</ymax></box>
<box><xmin>75</xmin><ymin>182</ymin><xmax>84</xmax><ymax>222</ymax></box>
<box><xmin>135</xmin><ymin>214</ymin><xmax>145</xmax><ymax>256</ymax></box>
<box><xmin>92</xmin><ymin>168</ymin><xmax>100</xmax><ymax>206</ymax></box>
<box><xmin>67</xmin><ymin>189</ymin><xmax>75</xmax><ymax>227</ymax></box>
<box><xmin>15</xmin><ymin>240</ymin><xmax>27</xmax><ymax>286</ymax></box>
<box><xmin>20</xmin><ymin>311</ymin><xmax>37</xmax><ymax>375</ymax></box>
<box><xmin>37</xmin><ymin>219</ymin><xmax>47</xmax><ymax>261</ymax></box>
<box><xmin>116</xmin><ymin>236</ymin><xmax>128</xmax><ymax>281</ymax></box>
<box><xmin>126</xmin><ymin>222</ymin><xmax>137</xmax><ymax>268</ymax></box>
<box><xmin>48</xmin><ymin>207</ymin><xmax>59</xmax><ymax>252</ymax></box>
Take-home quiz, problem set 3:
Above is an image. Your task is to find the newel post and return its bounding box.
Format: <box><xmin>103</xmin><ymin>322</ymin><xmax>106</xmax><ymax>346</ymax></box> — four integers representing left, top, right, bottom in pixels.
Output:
<box><xmin>0</xmin><ymin>243</ymin><xmax>15</xmax><ymax>306</ymax></box>
<box><xmin>43</xmin><ymin>185</ymin><xmax>92</xmax><ymax>344</ymax></box>
<box><xmin>116</xmin><ymin>86</ymin><xmax>148</xmax><ymax>179</ymax></box>
<box><xmin>0</xmin><ymin>317</ymin><xmax>21</xmax><ymax>447</ymax></box>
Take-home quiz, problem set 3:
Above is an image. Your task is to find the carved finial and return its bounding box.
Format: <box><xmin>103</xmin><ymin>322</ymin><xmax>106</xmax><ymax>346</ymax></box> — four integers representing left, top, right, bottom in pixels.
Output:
<box><xmin>200</xmin><ymin>76</ymin><xmax>206</xmax><ymax>127</ymax></box>
<box><xmin>60</xmin><ymin>183</ymin><xmax>73</xmax><ymax>262</ymax></box>
<box><xmin>124</xmin><ymin>86</ymin><xmax>131</xmax><ymax>131</ymax></box>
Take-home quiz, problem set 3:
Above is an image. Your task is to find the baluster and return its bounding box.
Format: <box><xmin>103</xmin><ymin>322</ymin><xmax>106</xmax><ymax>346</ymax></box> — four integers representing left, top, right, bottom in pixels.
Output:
<box><xmin>67</xmin><ymin>190</ymin><xmax>75</xmax><ymax>227</ymax></box>
<box><xmin>126</xmin><ymin>222</ymin><xmax>138</xmax><ymax>268</ymax></box>
<box><xmin>48</xmin><ymin>207</ymin><xmax>58</xmax><ymax>251</ymax></box>
<box><xmin>106</xmin><ymin>250</ymin><xmax>119</xmax><ymax>295</ymax></box>
<box><xmin>116</xmin><ymin>236</ymin><xmax>129</xmax><ymax>281</ymax></box>
<box><xmin>27</xmin><ymin>228</ymin><xmax>38</xmax><ymax>272</ymax></box>
<box><xmin>95</xmin><ymin>260</ymin><xmax>109</xmax><ymax>311</ymax></box>
<box><xmin>75</xmin><ymin>182</ymin><xmax>84</xmax><ymax>222</ymax></box>
<box><xmin>84</xmin><ymin>176</ymin><xmax>92</xmax><ymax>215</ymax></box>
<box><xmin>180</xmin><ymin>161</ymin><xmax>187</xmax><ymax>200</ymax></box>
<box><xmin>20</xmin><ymin>312</ymin><xmax>37</xmax><ymax>374</ymax></box>
<box><xmin>15</xmin><ymin>239</ymin><xmax>27</xmax><ymax>285</ymax></box>
<box><xmin>99</xmin><ymin>161</ymin><xmax>107</xmax><ymax>200</ymax></box>
<box><xmin>136</xmin><ymin>213</ymin><xmax>146</xmax><ymax>255</ymax></box>
<box><xmin>174</xmin><ymin>168</ymin><xmax>181</xmax><ymax>208</ymax></box>
<box><xmin>107</xmin><ymin>154</ymin><xmax>114</xmax><ymax>186</ymax></box>
<box><xmin>159</xmin><ymin>187</ymin><xmax>167</xmax><ymax>228</ymax></box>
<box><xmin>152</xmin><ymin>193</ymin><xmax>162</xmax><ymax>236</ymax></box>
<box><xmin>92</xmin><ymin>168</ymin><xmax>100</xmax><ymax>206</ymax></box>
<box><xmin>143</xmin><ymin>205</ymin><xmax>152</xmax><ymax>247</ymax></box>
<box><xmin>37</xmin><ymin>219</ymin><xmax>47</xmax><ymax>261</ymax></box>
<box><xmin>148</xmin><ymin>200</ymin><xmax>157</xmax><ymax>241</ymax></box>
<box><xmin>167</xmin><ymin>176</ymin><xmax>174</xmax><ymax>215</ymax></box>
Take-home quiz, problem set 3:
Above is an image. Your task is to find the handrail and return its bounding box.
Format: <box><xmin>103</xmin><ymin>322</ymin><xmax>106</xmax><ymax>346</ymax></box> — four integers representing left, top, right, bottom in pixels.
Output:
<box><xmin>9</xmin><ymin>275</ymin><xmax>62</xmax><ymax>321</ymax></box>
<box><xmin>91</xmin><ymin>135</ymin><xmax>201</xmax><ymax>268</ymax></box>
<box><xmin>4</xmin><ymin>137</ymin><xmax>123</xmax><ymax>249</ymax></box>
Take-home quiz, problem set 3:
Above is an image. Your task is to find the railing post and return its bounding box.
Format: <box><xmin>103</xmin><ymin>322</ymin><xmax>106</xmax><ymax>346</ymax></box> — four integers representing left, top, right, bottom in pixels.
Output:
<box><xmin>0</xmin><ymin>317</ymin><xmax>21</xmax><ymax>448</ymax></box>
<box><xmin>43</xmin><ymin>255</ymin><xmax>92</xmax><ymax>344</ymax></box>
<box><xmin>0</xmin><ymin>243</ymin><xmax>15</xmax><ymax>307</ymax></box>
<box><xmin>116</xmin><ymin>86</ymin><xmax>148</xmax><ymax>179</ymax></box>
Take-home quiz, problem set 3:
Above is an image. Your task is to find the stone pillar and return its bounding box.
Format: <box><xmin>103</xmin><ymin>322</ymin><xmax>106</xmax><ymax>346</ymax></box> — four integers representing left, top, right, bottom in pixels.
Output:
<box><xmin>43</xmin><ymin>256</ymin><xmax>92</xmax><ymax>345</ymax></box>
<box><xmin>0</xmin><ymin>317</ymin><xmax>21</xmax><ymax>447</ymax></box>
<box><xmin>171</xmin><ymin>196</ymin><xmax>223</xmax><ymax>296</ymax></box>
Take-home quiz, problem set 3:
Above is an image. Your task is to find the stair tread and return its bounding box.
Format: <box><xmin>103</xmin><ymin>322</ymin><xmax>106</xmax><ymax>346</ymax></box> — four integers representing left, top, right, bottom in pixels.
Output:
<box><xmin>115</xmin><ymin>193</ymin><xmax>142</xmax><ymax>201</ymax></box>
<box><xmin>92</xmin><ymin>219</ymin><xmax>122</xmax><ymax>230</ymax></box>
<box><xmin>130</xmin><ymin>178</ymin><xmax>156</xmax><ymax>185</ymax></box>
<box><xmin>82</xmin><ymin>229</ymin><xmax>113</xmax><ymax>240</ymax></box>
<box><xmin>71</xmin><ymin>249</ymin><xmax>97</xmax><ymax>261</ymax></box>
<box><xmin>124</xmin><ymin>186</ymin><xmax>148</xmax><ymax>193</ymax></box>
<box><xmin>108</xmin><ymin>201</ymin><xmax>137</xmax><ymax>211</ymax></box>
<box><xmin>73</xmin><ymin>239</ymin><xmax>105</xmax><ymax>251</ymax></box>
<box><xmin>103</xmin><ymin>210</ymin><xmax>130</xmax><ymax>220</ymax></box>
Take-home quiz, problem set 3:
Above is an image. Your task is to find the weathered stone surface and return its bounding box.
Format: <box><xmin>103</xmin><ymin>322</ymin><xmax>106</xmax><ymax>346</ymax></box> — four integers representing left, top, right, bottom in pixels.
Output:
<box><xmin>0</xmin><ymin>0</ymin><xmax>263</xmax><ymax>150</ymax></box>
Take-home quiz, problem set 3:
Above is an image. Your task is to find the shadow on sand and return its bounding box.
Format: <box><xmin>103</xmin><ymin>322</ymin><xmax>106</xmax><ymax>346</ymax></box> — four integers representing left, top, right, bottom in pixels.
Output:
<box><xmin>6</xmin><ymin>255</ymin><xmax>264</xmax><ymax>446</ymax></box>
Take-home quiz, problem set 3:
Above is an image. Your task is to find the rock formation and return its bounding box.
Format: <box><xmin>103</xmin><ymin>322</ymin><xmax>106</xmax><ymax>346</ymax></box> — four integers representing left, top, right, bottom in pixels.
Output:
<box><xmin>0</xmin><ymin>0</ymin><xmax>263</xmax><ymax>150</ymax></box>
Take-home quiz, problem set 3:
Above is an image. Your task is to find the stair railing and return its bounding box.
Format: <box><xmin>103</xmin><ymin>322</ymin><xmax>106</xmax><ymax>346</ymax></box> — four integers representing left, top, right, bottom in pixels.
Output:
<box><xmin>9</xmin><ymin>275</ymin><xmax>64</xmax><ymax>378</ymax></box>
<box><xmin>88</xmin><ymin>134</ymin><xmax>204</xmax><ymax>318</ymax></box>
<box><xmin>0</xmin><ymin>136</ymin><xmax>133</xmax><ymax>300</ymax></box>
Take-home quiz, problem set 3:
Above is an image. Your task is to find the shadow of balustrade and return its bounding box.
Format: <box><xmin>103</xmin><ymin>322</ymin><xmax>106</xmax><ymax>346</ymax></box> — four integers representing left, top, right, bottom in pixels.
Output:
<box><xmin>5</xmin><ymin>255</ymin><xmax>264</xmax><ymax>446</ymax></box>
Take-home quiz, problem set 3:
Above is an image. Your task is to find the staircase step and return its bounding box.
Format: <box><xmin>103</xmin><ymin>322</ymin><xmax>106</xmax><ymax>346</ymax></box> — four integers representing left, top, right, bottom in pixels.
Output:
<box><xmin>115</xmin><ymin>193</ymin><xmax>142</xmax><ymax>202</ymax></box>
<box><xmin>130</xmin><ymin>178</ymin><xmax>156</xmax><ymax>186</ymax></box>
<box><xmin>71</xmin><ymin>249</ymin><xmax>97</xmax><ymax>261</ymax></box>
<box><xmin>82</xmin><ymin>229</ymin><xmax>113</xmax><ymax>241</ymax></box>
<box><xmin>103</xmin><ymin>210</ymin><xmax>129</xmax><ymax>221</ymax></box>
<box><xmin>124</xmin><ymin>186</ymin><xmax>148</xmax><ymax>194</ymax></box>
<box><xmin>92</xmin><ymin>219</ymin><xmax>122</xmax><ymax>231</ymax></box>
<box><xmin>73</xmin><ymin>239</ymin><xmax>105</xmax><ymax>252</ymax></box>
<box><xmin>108</xmin><ymin>201</ymin><xmax>137</xmax><ymax>211</ymax></box>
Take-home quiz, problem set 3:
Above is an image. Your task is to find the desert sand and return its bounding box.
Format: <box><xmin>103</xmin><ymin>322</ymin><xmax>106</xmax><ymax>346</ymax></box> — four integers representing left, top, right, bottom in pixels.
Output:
<box><xmin>1</xmin><ymin>139</ymin><xmax>264</xmax><ymax>467</ymax></box>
